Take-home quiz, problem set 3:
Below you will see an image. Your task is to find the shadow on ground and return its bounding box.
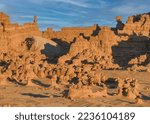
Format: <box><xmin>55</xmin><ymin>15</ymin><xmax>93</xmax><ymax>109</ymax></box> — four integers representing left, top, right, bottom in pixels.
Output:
<box><xmin>21</xmin><ymin>93</ymin><xmax>49</xmax><ymax>98</ymax></box>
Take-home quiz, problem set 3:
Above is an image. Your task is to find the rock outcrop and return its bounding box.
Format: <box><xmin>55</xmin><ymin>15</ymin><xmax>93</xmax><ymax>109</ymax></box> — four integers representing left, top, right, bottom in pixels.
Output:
<box><xmin>0</xmin><ymin>12</ymin><xmax>149</xmax><ymax>103</ymax></box>
<box><xmin>0</xmin><ymin>12</ymin><xmax>41</xmax><ymax>52</ymax></box>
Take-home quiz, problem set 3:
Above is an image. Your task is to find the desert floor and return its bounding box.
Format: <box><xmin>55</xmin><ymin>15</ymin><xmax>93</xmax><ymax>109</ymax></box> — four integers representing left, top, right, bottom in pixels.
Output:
<box><xmin>0</xmin><ymin>70</ymin><xmax>150</xmax><ymax>107</ymax></box>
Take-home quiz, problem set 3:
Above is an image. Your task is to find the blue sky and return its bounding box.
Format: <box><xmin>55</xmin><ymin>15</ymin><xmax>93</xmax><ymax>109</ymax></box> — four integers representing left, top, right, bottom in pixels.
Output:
<box><xmin>0</xmin><ymin>0</ymin><xmax>149</xmax><ymax>30</ymax></box>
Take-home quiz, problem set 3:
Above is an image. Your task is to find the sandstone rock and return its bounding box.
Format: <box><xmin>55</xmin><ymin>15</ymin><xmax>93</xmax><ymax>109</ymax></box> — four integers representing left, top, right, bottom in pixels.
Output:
<box><xmin>135</xmin><ymin>97</ymin><xmax>143</xmax><ymax>104</ymax></box>
<box><xmin>0</xmin><ymin>12</ymin><xmax>149</xmax><ymax>104</ymax></box>
<box><xmin>118</xmin><ymin>13</ymin><xmax>150</xmax><ymax>36</ymax></box>
<box><xmin>116</xmin><ymin>16</ymin><xmax>124</xmax><ymax>30</ymax></box>
<box><xmin>68</xmin><ymin>84</ymin><xmax>107</xmax><ymax>100</ymax></box>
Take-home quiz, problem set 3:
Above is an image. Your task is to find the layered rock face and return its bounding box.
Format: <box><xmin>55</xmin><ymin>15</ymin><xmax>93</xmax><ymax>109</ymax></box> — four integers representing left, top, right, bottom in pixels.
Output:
<box><xmin>0</xmin><ymin>12</ymin><xmax>41</xmax><ymax>51</ymax></box>
<box><xmin>42</xmin><ymin>24</ymin><xmax>100</xmax><ymax>43</ymax></box>
<box><xmin>0</xmin><ymin>12</ymin><xmax>149</xmax><ymax>102</ymax></box>
<box><xmin>118</xmin><ymin>13</ymin><xmax>150</xmax><ymax>36</ymax></box>
<box><xmin>113</xmin><ymin>13</ymin><xmax>150</xmax><ymax>68</ymax></box>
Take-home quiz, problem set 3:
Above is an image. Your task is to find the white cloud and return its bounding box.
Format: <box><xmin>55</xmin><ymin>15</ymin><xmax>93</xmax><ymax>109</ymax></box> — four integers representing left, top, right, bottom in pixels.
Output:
<box><xmin>16</xmin><ymin>15</ymin><xmax>58</xmax><ymax>20</ymax></box>
<box><xmin>30</xmin><ymin>0</ymin><xmax>93</xmax><ymax>8</ymax></box>
<box><xmin>0</xmin><ymin>4</ymin><xmax>5</xmax><ymax>9</ymax></box>
<box><xmin>97</xmin><ymin>0</ymin><xmax>108</xmax><ymax>8</ymax></box>
<box><xmin>29</xmin><ymin>0</ymin><xmax>43</xmax><ymax>4</ymax></box>
<box><xmin>17</xmin><ymin>15</ymin><xmax>34</xmax><ymax>18</ymax></box>
<box><xmin>50</xmin><ymin>9</ymin><xmax>78</xmax><ymax>16</ymax></box>
<box><xmin>54</xmin><ymin>0</ymin><xmax>90</xmax><ymax>8</ymax></box>
<box><xmin>111</xmin><ymin>4</ymin><xmax>149</xmax><ymax>15</ymax></box>
<box><xmin>38</xmin><ymin>20</ymin><xmax>72</xmax><ymax>25</ymax></box>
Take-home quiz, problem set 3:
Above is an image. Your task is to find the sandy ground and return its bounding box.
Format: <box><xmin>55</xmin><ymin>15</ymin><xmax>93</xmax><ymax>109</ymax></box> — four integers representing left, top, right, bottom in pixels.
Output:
<box><xmin>0</xmin><ymin>70</ymin><xmax>150</xmax><ymax>107</ymax></box>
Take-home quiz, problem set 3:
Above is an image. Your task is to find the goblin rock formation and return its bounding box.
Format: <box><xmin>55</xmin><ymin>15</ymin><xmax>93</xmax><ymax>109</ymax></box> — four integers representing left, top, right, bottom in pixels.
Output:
<box><xmin>0</xmin><ymin>12</ymin><xmax>41</xmax><ymax>52</ymax></box>
<box><xmin>118</xmin><ymin>13</ymin><xmax>150</xmax><ymax>36</ymax></box>
<box><xmin>0</xmin><ymin>12</ymin><xmax>150</xmax><ymax>103</ymax></box>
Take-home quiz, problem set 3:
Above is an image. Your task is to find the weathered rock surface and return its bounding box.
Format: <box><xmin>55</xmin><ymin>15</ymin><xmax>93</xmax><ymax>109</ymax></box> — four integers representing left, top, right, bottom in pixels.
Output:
<box><xmin>0</xmin><ymin>12</ymin><xmax>149</xmax><ymax>103</ymax></box>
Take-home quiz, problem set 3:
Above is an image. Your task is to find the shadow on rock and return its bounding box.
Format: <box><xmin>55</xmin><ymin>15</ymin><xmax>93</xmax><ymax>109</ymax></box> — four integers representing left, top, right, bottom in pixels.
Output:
<box><xmin>112</xmin><ymin>34</ymin><xmax>150</xmax><ymax>67</ymax></box>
